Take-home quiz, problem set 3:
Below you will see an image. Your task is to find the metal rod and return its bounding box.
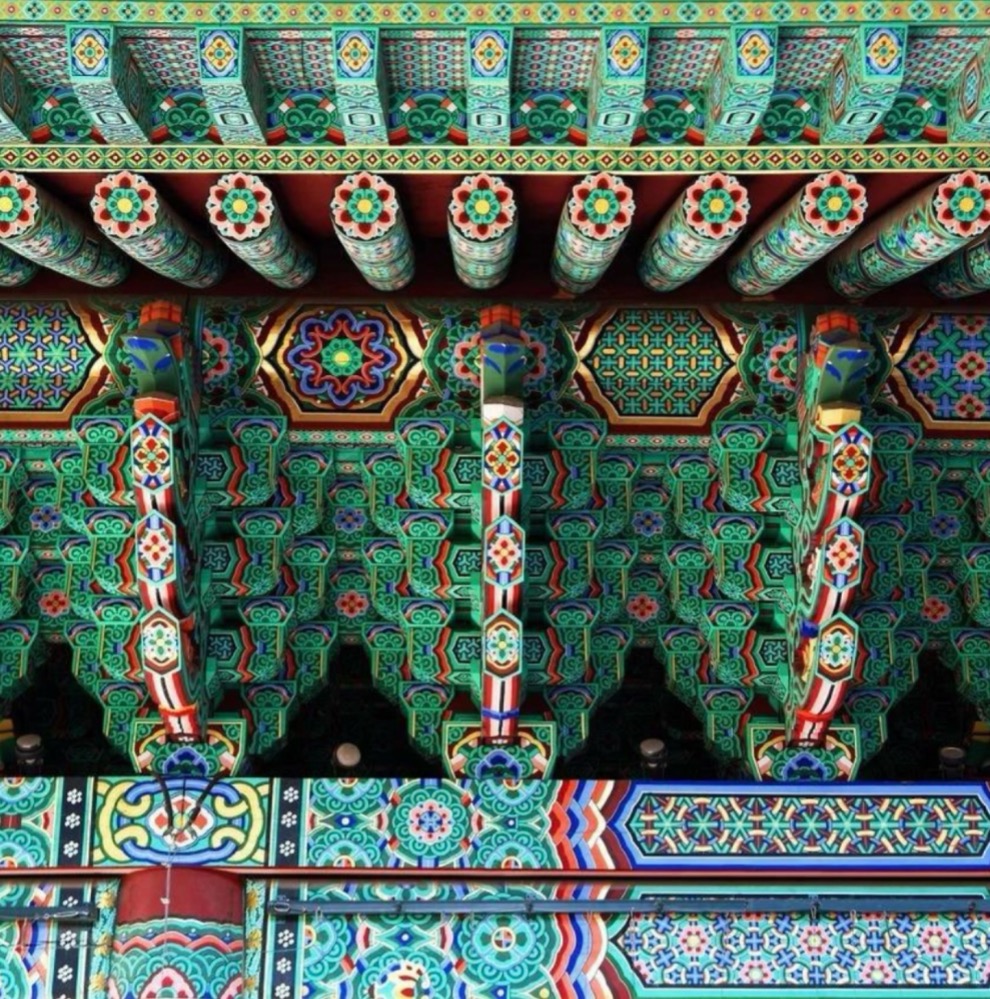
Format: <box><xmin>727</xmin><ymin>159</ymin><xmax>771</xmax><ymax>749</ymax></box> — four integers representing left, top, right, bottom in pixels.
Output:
<box><xmin>268</xmin><ymin>895</ymin><xmax>990</xmax><ymax>918</ymax></box>
<box><xmin>0</xmin><ymin>905</ymin><xmax>96</xmax><ymax>922</ymax></box>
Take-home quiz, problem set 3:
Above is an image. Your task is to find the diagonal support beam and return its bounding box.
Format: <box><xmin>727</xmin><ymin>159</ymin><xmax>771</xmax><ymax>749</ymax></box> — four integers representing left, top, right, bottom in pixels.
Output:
<box><xmin>197</xmin><ymin>27</ymin><xmax>267</xmax><ymax>145</ymax></box>
<box><xmin>705</xmin><ymin>26</ymin><xmax>777</xmax><ymax>145</ymax></box>
<box><xmin>819</xmin><ymin>25</ymin><xmax>906</xmax><ymax>145</ymax></box>
<box><xmin>333</xmin><ymin>27</ymin><xmax>390</xmax><ymax>146</ymax></box>
<box><xmin>949</xmin><ymin>38</ymin><xmax>990</xmax><ymax>143</ymax></box>
<box><xmin>466</xmin><ymin>27</ymin><xmax>513</xmax><ymax>145</ymax></box>
<box><xmin>587</xmin><ymin>27</ymin><xmax>647</xmax><ymax>146</ymax></box>
<box><xmin>67</xmin><ymin>26</ymin><xmax>148</xmax><ymax>144</ymax></box>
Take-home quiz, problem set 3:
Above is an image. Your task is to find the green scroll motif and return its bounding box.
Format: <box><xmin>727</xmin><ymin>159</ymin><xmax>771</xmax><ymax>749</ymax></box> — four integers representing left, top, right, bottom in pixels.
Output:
<box><xmin>0</xmin><ymin>169</ymin><xmax>129</xmax><ymax>287</ymax></box>
<box><xmin>447</xmin><ymin>174</ymin><xmax>518</xmax><ymax>289</ymax></box>
<box><xmin>206</xmin><ymin>172</ymin><xmax>315</xmax><ymax>290</ymax></box>
<box><xmin>551</xmin><ymin>172</ymin><xmax>634</xmax><ymax>295</ymax></box>
<box><xmin>728</xmin><ymin>171</ymin><xmax>867</xmax><ymax>296</ymax></box>
<box><xmin>330</xmin><ymin>172</ymin><xmax>414</xmax><ymax>291</ymax></box>
<box><xmin>925</xmin><ymin>231</ymin><xmax>990</xmax><ymax>299</ymax></box>
<box><xmin>828</xmin><ymin>169</ymin><xmax>990</xmax><ymax>299</ymax></box>
<box><xmin>639</xmin><ymin>173</ymin><xmax>750</xmax><ymax>293</ymax></box>
<box><xmin>91</xmin><ymin>171</ymin><xmax>228</xmax><ymax>288</ymax></box>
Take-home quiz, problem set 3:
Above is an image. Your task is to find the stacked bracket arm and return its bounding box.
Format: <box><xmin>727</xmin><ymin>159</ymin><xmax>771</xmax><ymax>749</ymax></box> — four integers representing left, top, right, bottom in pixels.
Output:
<box><xmin>330</xmin><ymin>172</ymin><xmax>414</xmax><ymax>291</ymax></box>
<box><xmin>785</xmin><ymin>312</ymin><xmax>874</xmax><ymax>751</ymax></box>
<box><xmin>478</xmin><ymin>306</ymin><xmax>526</xmax><ymax>744</ymax></box>
<box><xmin>728</xmin><ymin>171</ymin><xmax>867</xmax><ymax>296</ymax></box>
<box><xmin>828</xmin><ymin>169</ymin><xmax>990</xmax><ymax>299</ymax></box>
<box><xmin>551</xmin><ymin>172</ymin><xmax>634</xmax><ymax>295</ymax></box>
<box><xmin>206</xmin><ymin>172</ymin><xmax>315</xmax><ymax>290</ymax></box>
<box><xmin>639</xmin><ymin>173</ymin><xmax>749</xmax><ymax>293</ymax></box>
<box><xmin>92</xmin><ymin>171</ymin><xmax>228</xmax><ymax>289</ymax></box>
<box><xmin>447</xmin><ymin>174</ymin><xmax>518</xmax><ymax>290</ymax></box>
<box><xmin>0</xmin><ymin>169</ymin><xmax>129</xmax><ymax>286</ymax></box>
<box><xmin>925</xmin><ymin>230</ymin><xmax>990</xmax><ymax>298</ymax></box>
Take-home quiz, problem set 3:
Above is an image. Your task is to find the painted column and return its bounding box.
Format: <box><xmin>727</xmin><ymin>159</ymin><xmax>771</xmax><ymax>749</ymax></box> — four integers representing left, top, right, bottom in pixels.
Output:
<box><xmin>479</xmin><ymin>305</ymin><xmax>526</xmax><ymax>743</ymax></box>
<box><xmin>0</xmin><ymin>169</ymin><xmax>128</xmax><ymax>286</ymax></box>
<box><xmin>828</xmin><ymin>169</ymin><xmax>990</xmax><ymax>299</ymax></box>
<box><xmin>551</xmin><ymin>172</ymin><xmax>635</xmax><ymax>295</ymax></box>
<box><xmin>925</xmin><ymin>232</ymin><xmax>990</xmax><ymax>298</ymax></box>
<box><xmin>639</xmin><ymin>172</ymin><xmax>750</xmax><ymax>293</ymax></box>
<box><xmin>586</xmin><ymin>27</ymin><xmax>648</xmax><ymax>146</ymax></box>
<box><xmin>206</xmin><ymin>172</ymin><xmax>315</xmax><ymax>289</ymax></box>
<box><xmin>447</xmin><ymin>173</ymin><xmax>518</xmax><ymax>289</ymax></box>
<box><xmin>330</xmin><ymin>172</ymin><xmax>414</xmax><ymax>291</ymax></box>
<box><xmin>466</xmin><ymin>27</ymin><xmax>513</xmax><ymax>145</ymax></box>
<box><xmin>92</xmin><ymin>171</ymin><xmax>228</xmax><ymax>288</ymax></box>
<box><xmin>728</xmin><ymin>171</ymin><xmax>867</xmax><ymax>296</ymax></box>
<box><xmin>107</xmin><ymin>868</ymin><xmax>244</xmax><ymax>999</ymax></box>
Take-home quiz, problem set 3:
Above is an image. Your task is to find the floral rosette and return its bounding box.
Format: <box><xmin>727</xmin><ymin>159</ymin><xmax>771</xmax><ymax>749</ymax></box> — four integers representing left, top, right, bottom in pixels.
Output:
<box><xmin>566</xmin><ymin>173</ymin><xmax>635</xmax><ymax>241</ymax></box>
<box><xmin>682</xmin><ymin>173</ymin><xmax>749</xmax><ymax>240</ymax></box>
<box><xmin>92</xmin><ymin>171</ymin><xmax>158</xmax><ymax>239</ymax></box>
<box><xmin>449</xmin><ymin>174</ymin><xmax>516</xmax><ymax>242</ymax></box>
<box><xmin>801</xmin><ymin>171</ymin><xmax>867</xmax><ymax>238</ymax></box>
<box><xmin>0</xmin><ymin>170</ymin><xmax>39</xmax><ymax>239</ymax></box>
<box><xmin>331</xmin><ymin>172</ymin><xmax>400</xmax><ymax>241</ymax></box>
<box><xmin>207</xmin><ymin>173</ymin><xmax>273</xmax><ymax>242</ymax></box>
<box><xmin>933</xmin><ymin>170</ymin><xmax>990</xmax><ymax>238</ymax></box>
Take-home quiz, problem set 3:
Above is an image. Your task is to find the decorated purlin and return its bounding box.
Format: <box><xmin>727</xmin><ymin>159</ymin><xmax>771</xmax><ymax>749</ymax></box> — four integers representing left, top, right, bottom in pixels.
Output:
<box><xmin>91</xmin><ymin>171</ymin><xmax>228</xmax><ymax>288</ymax></box>
<box><xmin>206</xmin><ymin>172</ymin><xmax>315</xmax><ymax>290</ymax></box>
<box><xmin>447</xmin><ymin>173</ymin><xmax>517</xmax><ymax>290</ymax></box>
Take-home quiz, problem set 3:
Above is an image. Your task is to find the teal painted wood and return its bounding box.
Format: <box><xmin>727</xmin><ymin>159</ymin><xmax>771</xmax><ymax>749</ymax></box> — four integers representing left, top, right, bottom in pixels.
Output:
<box><xmin>0</xmin><ymin>49</ymin><xmax>31</xmax><ymax>144</ymax></box>
<box><xmin>207</xmin><ymin>172</ymin><xmax>315</xmax><ymax>290</ymax></box>
<box><xmin>0</xmin><ymin>169</ymin><xmax>129</xmax><ymax>286</ymax></box>
<box><xmin>67</xmin><ymin>26</ymin><xmax>148</xmax><ymax>144</ymax></box>
<box><xmin>551</xmin><ymin>172</ymin><xmax>634</xmax><ymax>295</ymax></box>
<box><xmin>728</xmin><ymin>171</ymin><xmax>867</xmax><ymax>296</ymax></box>
<box><xmin>640</xmin><ymin>173</ymin><xmax>750</xmax><ymax>293</ymax></box>
<box><xmin>331</xmin><ymin>172</ymin><xmax>414</xmax><ymax>291</ymax></box>
<box><xmin>91</xmin><ymin>171</ymin><xmax>228</xmax><ymax>288</ymax></box>
<box><xmin>829</xmin><ymin>169</ymin><xmax>990</xmax><ymax>299</ymax></box>
<box><xmin>926</xmin><ymin>231</ymin><xmax>990</xmax><ymax>298</ymax></box>
<box><xmin>950</xmin><ymin>39</ymin><xmax>990</xmax><ymax>143</ymax></box>
<box><xmin>705</xmin><ymin>26</ymin><xmax>777</xmax><ymax>145</ymax></box>
<box><xmin>447</xmin><ymin>173</ymin><xmax>518</xmax><ymax>289</ymax></box>
<box><xmin>0</xmin><ymin>242</ymin><xmax>37</xmax><ymax>287</ymax></box>
<box><xmin>333</xmin><ymin>27</ymin><xmax>390</xmax><ymax>146</ymax></box>
<box><xmin>586</xmin><ymin>27</ymin><xmax>648</xmax><ymax>147</ymax></box>
<box><xmin>820</xmin><ymin>26</ymin><xmax>907</xmax><ymax>145</ymax></box>
<box><xmin>198</xmin><ymin>27</ymin><xmax>268</xmax><ymax>145</ymax></box>
<box><xmin>467</xmin><ymin>27</ymin><xmax>513</xmax><ymax>146</ymax></box>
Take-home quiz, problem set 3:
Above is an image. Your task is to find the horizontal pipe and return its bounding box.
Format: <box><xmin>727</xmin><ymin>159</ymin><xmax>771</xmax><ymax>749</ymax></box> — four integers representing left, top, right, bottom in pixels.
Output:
<box><xmin>269</xmin><ymin>895</ymin><xmax>990</xmax><ymax>918</ymax></box>
<box><xmin>0</xmin><ymin>905</ymin><xmax>96</xmax><ymax>922</ymax></box>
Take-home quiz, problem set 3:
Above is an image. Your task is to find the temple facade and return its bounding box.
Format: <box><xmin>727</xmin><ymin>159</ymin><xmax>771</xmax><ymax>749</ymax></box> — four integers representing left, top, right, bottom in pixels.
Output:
<box><xmin>1</xmin><ymin>6</ymin><xmax>990</xmax><ymax>997</ymax></box>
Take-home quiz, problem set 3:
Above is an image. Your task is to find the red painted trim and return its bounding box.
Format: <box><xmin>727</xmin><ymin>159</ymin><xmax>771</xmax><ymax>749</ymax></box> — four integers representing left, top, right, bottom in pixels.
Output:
<box><xmin>117</xmin><ymin>868</ymin><xmax>244</xmax><ymax>923</ymax></box>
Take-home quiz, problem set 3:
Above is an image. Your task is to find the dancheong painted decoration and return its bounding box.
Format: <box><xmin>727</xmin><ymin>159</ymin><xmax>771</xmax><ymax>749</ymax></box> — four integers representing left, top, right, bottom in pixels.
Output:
<box><xmin>2</xmin><ymin>3</ymin><xmax>990</xmax><ymax>998</ymax></box>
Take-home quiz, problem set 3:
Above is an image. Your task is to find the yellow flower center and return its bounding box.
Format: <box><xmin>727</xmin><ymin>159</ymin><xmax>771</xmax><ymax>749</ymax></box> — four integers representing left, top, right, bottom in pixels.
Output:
<box><xmin>232</xmin><ymin>197</ymin><xmax>248</xmax><ymax>214</ymax></box>
<box><xmin>116</xmin><ymin>197</ymin><xmax>133</xmax><ymax>214</ymax></box>
<box><xmin>827</xmin><ymin>195</ymin><xmax>844</xmax><ymax>212</ymax></box>
<box><xmin>593</xmin><ymin>196</ymin><xmax>611</xmax><ymax>215</ymax></box>
<box><xmin>960</xmin><ymin>195</ymin><xmax>976</xmax><ymax>213</ymax></box>
<box><xmin>333</xmin><ymin>350</ymin><xmax>352</xmax><ymax>367</ymax></box>
<box><xmin>474</xmin><ymin>198</ymin><xmax>491</xmax><ymax>215</ymax></box>
<box><xmin>708</xmin><ymin>196</ymin><xmax>725</xmax><ymax>213</ymax></box>
<box><xmin>0</xmin><ymin>195</ymin><xmax>12</xmax><ymax>213</ymax></box>
<box><xmin>357</xmin><ymin>197</ymin><xmax>374</xmax><ymax>214</ymax></box>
